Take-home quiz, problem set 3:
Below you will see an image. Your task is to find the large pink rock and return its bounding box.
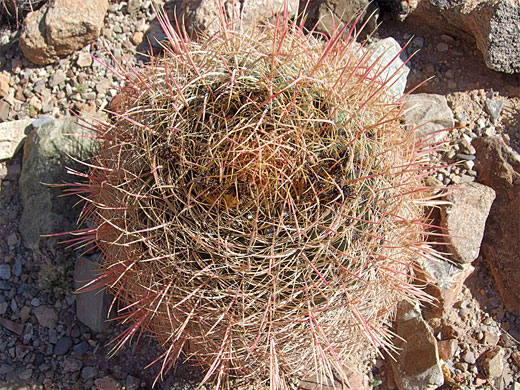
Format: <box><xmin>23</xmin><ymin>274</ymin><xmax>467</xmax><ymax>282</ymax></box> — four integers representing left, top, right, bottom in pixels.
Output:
<box><xmin>441</xmin><ymin>182</ymin><xmax>496</xmax><ymax>264</ymax></box>
<box><xmin>473</xmin><ymin>136</ymin><xmax>520</xmax><ymax>314</ymax></box>
<box><xmin>19</xmin><ymin>0</ymin><xmax>109</xmax><ymax>65</ymax></box>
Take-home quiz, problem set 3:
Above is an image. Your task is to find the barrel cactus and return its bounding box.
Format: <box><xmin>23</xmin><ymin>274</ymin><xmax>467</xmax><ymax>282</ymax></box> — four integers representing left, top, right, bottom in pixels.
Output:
<box><xmin>65</xmin><ymin>5</ymin><xmax>442</xmax><ymax>389</ymax></box>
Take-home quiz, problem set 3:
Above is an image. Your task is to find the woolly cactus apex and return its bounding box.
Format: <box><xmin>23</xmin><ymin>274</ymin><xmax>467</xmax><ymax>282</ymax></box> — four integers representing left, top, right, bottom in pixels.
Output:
<box><xmin>63</xmin><ymin>4</ymin><xmax>445</xmax><ymax>389</ymax></box>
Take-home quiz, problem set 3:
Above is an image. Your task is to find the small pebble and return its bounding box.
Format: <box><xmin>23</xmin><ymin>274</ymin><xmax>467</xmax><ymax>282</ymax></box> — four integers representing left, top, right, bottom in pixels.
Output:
<box><xmin>455</xmin><ymin>153</ymin><xmax>476</xmax><ymax>161</ymax></box>
<box><xmin>0</xmin><ymin>264</ymin><xmax>11</xmax><ymax>280</ymax></box>
<box><xmin>485</xmin><ymin>99</ymin><xmax>504</xmax><ymax>123</ymax></box>
<box><xmin>437</xmin><ymin>42</ymin><xmax>449</xmax><ymax>52</ymax></box>
<box><xmin>463</xmin><ymin>350</ymin><xmax>476</xmax><ymax>364</ymax></box>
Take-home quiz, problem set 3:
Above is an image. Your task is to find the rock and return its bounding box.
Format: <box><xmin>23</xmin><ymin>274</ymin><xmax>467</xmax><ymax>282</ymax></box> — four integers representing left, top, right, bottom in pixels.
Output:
<box><xmin>49</xmin><ymin>70</ymin><xmax>67</xmax><ymax>88</ymax></box>
<box><xmin>440</xmin><ymin>182</ymin><xmax>496</xmax><ymax>263</ymax></box>
<box><xmin>0</xmin><ymin>100</ymin><xmax>10</xmax><ymax>122</ymax></box>
<box><xmin>19</xmin><ymin>116</ymin><xmax>99</xmax><ymax>250</ymax></box>
<box><xmin>402</xmin><ymin>94</ymin><xmax>454</xmax><ymax>145</ymax></box>
<box><xmin>72</xmin><ymin>340</ymin><xmax>89</xmax><ymax>355</ymax></box>
<box><xmin>303</xmin><ymin>0</ymin><xmax>379</xmax><ymax>39</ymax></box>
<box><xmin>74</xmin><ymin>256</ymin><xmax>112</xmax><ymax>332</ymax></box>
<box><xmin>366</xmin><ymin>38</ymin><xmax>410</xmax><ymax>98</ymax></box>
<box><xmin>437</xmin><ymin>339</ymin><xmax>458</xmax><ymax>362</ymax></box>
<box><xmin>188</xmin><ymin>0</ymin><xmax>299</xmax><ymax>35</ymax></box>
<box><xmin>63</xmin><ymin>357</ymin><xmax>83</xmax><ymax>373</ymax></box>
<box><xmin>0</xmin><ymin>264</ymin><xmax>11</xmax><ymax>280</ymax></box>
<box><xmin>0</xmin><ymin>119</ymin><xmax>33</xmax><ymax>160</ymax></box>
<box><xmin>479</xmin><ymin>347</ymin><xmax>503</xmax><ymax>378</ymax></box>
<box><xmin>485</xmin><ymin>99</ymin><xmax>505</xmax><ymax>123</ymax></box>
<box><xmin>0</xmin><ymin>317</ymin><xmax>24</xmax><ymax>336</ymax></box>
<box><xmin>415</xmin><ymin>257</ymin><xmax>474</xmax><ymax>318</ymax></box>
<box><xmin>141</xmin><ymin>0</ymin><xmax>298</xmax><ymax>53</ymax></box>
<box><xmin>390</xmin><ymin>301</ymin><xmax>444</xmax><ymax>390</ymax></box>
<box><xmin>463</xmin><ymin>350</ymin><xmax>476</xmax><ymax>364</ymax></box>
<box><xmin>0</xmin><ymin>364</ymin><xmax>13</xmax><ymax>375</ymax></box>
<box><xmin>0</xmin><ymin>73</ymin><xmax>9</xmax><ymax>98</ymax></box>
<box><xmin>33</xmin><ymin>306</ymin><xmax>58</xmax><ymax>329</ymax></box>
<box><xmin>54</xmin><ymin>336</ymin><xmax>73</xmax><ymax>355</ymax></box>
<box><xmin>32</xmin><ymin>115</ymin><xmax>55</xmax><ymax>129</ymax></box>
<box><xmin>19</xmin><ymin>306</ymin><xmax>31</xmax><ymax>323</ymax></box>
<box><xmin>125</xmin><ymin>375</ymin><xmax>140</xmax><ymax>390</ymax></box>
<box><xmin>19</xmin><ymin>0</ymin><xmax>109</xmax><ymax>65</ymax></box>
<box><xmin>18</xmin><ymin>368</ymin><xmax>33</xmax><ymax>380</ymax></box>
<box><xmin>473</xmin><ymin>136</ymin><xmax>520</xmax><ymax>314</ymax></box>
<box><xmin>130</xmin><ymin>31</ymin><xmax>144</xmax><ymax>45</ymax></box>
<box><xmin>94</xmin><ymin>375</ymin><xmax>121</xmax><ymax>390</ymax></box>
<box><xmin>81</xmin><ymin>366</ymin><xmax>98</xmax><ymax>380</ymax></box>
<box><xmin>77</xmin><ymin>52</ymin><xmax>93</xmax><ymax>68</ymax></box>
<box><xmin>406</xmin><ymin>0</ymin><xmax>520</xmax><ymax>73</ymax></box>
<box><xmin>6</xmin><ymin>232</ymin><xmax>18</xmax><ymax>247</ymax></box>
<box><xmin>511</xmin><ymin>351</ymin><xmax>520</xmax><ymax>368</ymax></box>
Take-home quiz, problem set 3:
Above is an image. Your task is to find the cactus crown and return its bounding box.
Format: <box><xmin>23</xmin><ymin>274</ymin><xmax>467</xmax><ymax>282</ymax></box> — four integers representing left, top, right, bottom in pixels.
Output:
<box><xmin>65</xmin><ymin>4</ymin><xmax>442</xmax><ymax>389</ymax></box>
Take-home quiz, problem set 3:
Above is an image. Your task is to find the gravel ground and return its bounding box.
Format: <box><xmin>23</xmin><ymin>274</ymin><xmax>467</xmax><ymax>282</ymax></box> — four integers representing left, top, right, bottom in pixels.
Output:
<box><xmin>0</xmin><ymin>1</ymin><xmax>519</xmax><ymax>390</ymax></box>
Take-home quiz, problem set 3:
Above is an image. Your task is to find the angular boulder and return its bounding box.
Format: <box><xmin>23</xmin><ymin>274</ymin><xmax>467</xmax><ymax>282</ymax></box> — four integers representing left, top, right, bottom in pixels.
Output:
<box><xmin>402</xmin><ymin>93</ymin><xmax>454</xmax><ymax>145</ymax></box>
<box><xmin>407</xmin><ymin>0</ymin><xmax>520</xmax><ymax>73</ymax></box>
<box><xmin>366</xmin><ymin>37</ymin><xmax>410</xmax><ymax>98</ymax></box>
<box><xmin>473</xmin><ymin>136</ymin><xmax>520</xmax><ymax>314</ymax></box>
<box><xmin>0</xmin><ymin>119</ymin><xmax>32</xmax><ymax>160</ymax></box>
<box><xmin>19</xmin><ymin>0</ymin><xmax>109</xmax><ymax>65</ymax></box>
<box><xmin>74</xmin><ymin>256</ymin><xmax>112</xmax><ymax>333</ymax></box>
<box><xmin>440</xmin><ymin>182</ymin><xmax>496</xmax><ymax>263</ymax></box>
<box><xmin>415</xmin><ymin>258</ymin><xmax>474</xmax><ymax>319</ymax></box>
<box><xmin>19</xmin><ymin>116</ymin><xmax>98</xmax><ymax>250</ymax></box>
<box><xmin>391</xmin><ymin>301</ymin><xmax>444</xmax><ymax>390</ymax></box>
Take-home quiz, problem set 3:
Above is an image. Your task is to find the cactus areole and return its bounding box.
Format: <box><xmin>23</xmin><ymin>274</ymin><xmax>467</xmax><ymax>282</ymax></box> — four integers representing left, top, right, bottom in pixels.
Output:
<box><xmin>64</xmin><ymin>5</ymin><xmax>442</xmax><ymax>389</ymax></box>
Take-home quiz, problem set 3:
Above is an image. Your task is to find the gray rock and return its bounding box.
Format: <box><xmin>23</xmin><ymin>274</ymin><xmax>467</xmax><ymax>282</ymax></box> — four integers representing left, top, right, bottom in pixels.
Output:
<box><xmin>81</xmin><ymin>366</ymin><xmax>98</xmax><ymax>380</ymax></box>
<box><xmin>125</xmin><ymin>375</ymin><xmax>140</xmax><ymax>390</ymax></box>
<box><xmin>14</xmin><ymin>258</ymin><xmax>22</xmax><ymax>277</ymax></box>
<box><xmin>19</xmin><ymin>0</ymin><xmax>109</xmax><ymax>65</ymax></box>
<box><xmin>441</xmin><ymin>182</ymin><xmax>496</xmax><ymax>263</ymax></box>
<box><xmin>479</xmin><ymin>347</ymin><xmax>503</xmax><ymax>378</ymax></box>
<box><xmin>72</xmin><ymin>340</ymin><xmax>89</xmax><ymax>355</ymax></box>
<box><xmin>485</xmin><ymin>99</ymin><xmax>505</xmax><ymax>123</ymax></box>
<box><xmin>0</xmin><ymin>119</ymin><xmax>33</xmax><ymax>160</ymax></box>
<box><xmin>486</xmin><ymin>0</ymin><xmax>520</xmax><ymax>73</ymax></box>
<box><xmin>17</xmin><ymin>368</ymin><xmax>32</xmax><ymax>380</ymax></box>
<box><xmin>32</xmin><ymin>115</ymin><xmax>55</xmax><ymax>128</ymax></box>
<box><xmin>0</xmin><ymin>364</ymin><xmax>13</xmax><ymax>375</ymax></box>
<box><xmin>33</xmin><ymin>305</ymin><xmax>58</xmax><ymax>329</ymax></box>
<box><xmin>19</xmin><ymin>116</ymin><xmax>98</xmax><ymax>250</ymax></box>
<box><xmin>0</xmin><ymin>264</ymin><xmax>11</xmax><ymax>280</ymax></box>
<box><xmin>63</xmin><ymin>357</ymin><xmax>83</xmax><ymax>373</ymax></box>
<box><xmin>366</xmin><ymin>38</ymin><xmax>410</xmax><ymax>98</ymax></box>
<box><xmin>74</xmin><ymin>256</ymin><xmax>112</xmax><ymax>332</ymax></box>
<box><xmin>49</xmin><ymin>70</ymin><xmax>67</xmax><ymax>88</ymax></box>
<box><xmin>391</xmin><ymin>301</ymin><xmax>444</xmax><ymax>390</ymax></box>
<box><xmin>463</xmin><ymin>350</ymin><xmax>476</xmax><ymax>364</ymax></box>
<box><xmin>54</xmin><ymin>336</ymin><xmax>73</xmax><ymax>355</ymax></box>
<box><xmin>415</xmin><ymin>258</ymin><xmax>474</xmax><ymax>318</ymax></box>
<box><xmin>403</xmin><ymin>93</ymin><xmax>454</xmax><ymax>145</ymax></box>
<box><xmin>406</xmin><ymin>0</ymin><xmax>520</xmax><ymax>74</ymax></box>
